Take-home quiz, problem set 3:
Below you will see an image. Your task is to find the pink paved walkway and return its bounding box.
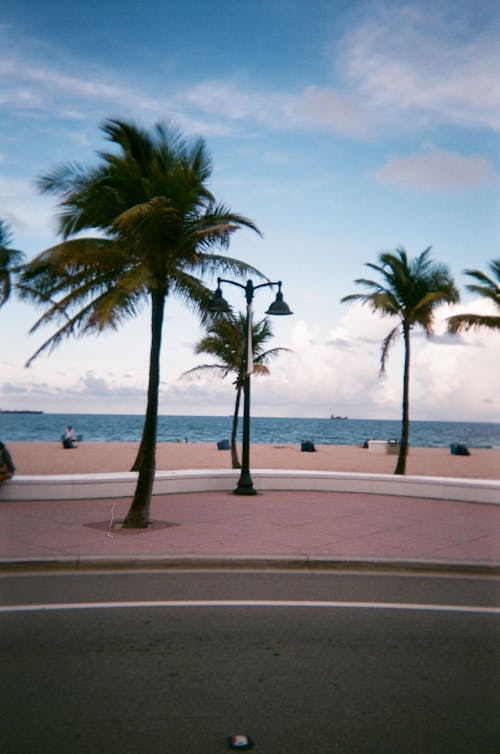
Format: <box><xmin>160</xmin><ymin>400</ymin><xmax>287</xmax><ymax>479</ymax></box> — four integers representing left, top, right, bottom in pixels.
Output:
<box><xmin>1</xmin><ymin>490</ymin><xmax>499</xmax><ymax>570</ymax></box>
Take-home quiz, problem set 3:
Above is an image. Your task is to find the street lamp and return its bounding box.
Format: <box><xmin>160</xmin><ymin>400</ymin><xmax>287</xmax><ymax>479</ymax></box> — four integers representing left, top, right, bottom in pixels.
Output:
<box><xmin>207</xmin><ymin>278</ymin><xmax>293</xmax><ymax>495</ymax></box>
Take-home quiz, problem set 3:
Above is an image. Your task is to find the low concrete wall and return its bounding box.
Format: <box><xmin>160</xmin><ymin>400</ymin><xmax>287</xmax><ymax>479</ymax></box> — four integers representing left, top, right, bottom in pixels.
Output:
<box><xmin>0</xmin><ymin>469</ymin><xmax>498</xmax><ymax>504</ymax></box>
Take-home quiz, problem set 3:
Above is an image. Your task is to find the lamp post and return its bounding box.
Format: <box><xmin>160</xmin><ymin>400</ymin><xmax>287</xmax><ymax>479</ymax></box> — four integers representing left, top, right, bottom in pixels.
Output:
<box><xmin>207</xmin><ymin>277</ymin><xmax>293</xmax><ymax>495</ymax></box>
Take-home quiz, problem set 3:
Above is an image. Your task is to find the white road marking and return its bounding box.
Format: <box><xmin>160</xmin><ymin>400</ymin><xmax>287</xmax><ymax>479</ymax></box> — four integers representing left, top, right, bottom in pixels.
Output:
<box><xmin>0</xmin><ymin>600</ymin><xmax>499</xmax><ymax>614</ymax></box>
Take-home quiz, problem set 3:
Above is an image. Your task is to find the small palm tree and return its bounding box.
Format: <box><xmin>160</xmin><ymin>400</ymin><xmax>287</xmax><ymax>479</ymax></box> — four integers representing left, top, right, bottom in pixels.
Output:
<box><xmin>0</xmin><ymin>220</ymin><xmax>25</xmax><ymax>308</ymax></box>
<box><xmin>447</xmin><ymin>259</ymin><xmax>500</xmax><ymax>334</ymax></box>
<box><xmin>183</xmin><ymin>313</ymin><xmax>290</xmax><ymax>469</ymax></box>
<box><xmin>341</xmin><ymin>247</ymin><xmax>459</xmax><ymax>475</ymax></box>
<box><xmin>18</xmin><ymin>119</ymin><xmax>262</xmax><ymax>527</ymax></box>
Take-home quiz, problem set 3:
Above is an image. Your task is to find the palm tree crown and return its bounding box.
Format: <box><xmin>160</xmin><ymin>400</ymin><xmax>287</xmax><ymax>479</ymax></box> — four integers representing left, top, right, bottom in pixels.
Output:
<box><xmin>187</xmin><ymin>313</ymin><xmax>286</xmax><ymax>384</ymax></box>
<box><xmin>19</xmin><ymin>120</ymin><xmax>261</xmax><ymax>364</ymax></box>
<box><xmin>0</xmin><ymin>219</ymin><xmax>25</xmax><ymax>309</ymax></box>
<box><xmin>342</xmin><ymin>247</ymin><xmax>459</xmax><ymax>373</ymax></box>
<box><xmin>19</xmin><ymin>119</ymin><xmax>262</xmax><ymax>526</ymax></box>
<box><xmin>447</xmin><ymin>259</ymin><xmax>500</xmax><ymax>334</ymax></box>
<box><xmin>341</xmin><ymin>247</ymin><xmax>459</xmax><ymax>474</ymax></box>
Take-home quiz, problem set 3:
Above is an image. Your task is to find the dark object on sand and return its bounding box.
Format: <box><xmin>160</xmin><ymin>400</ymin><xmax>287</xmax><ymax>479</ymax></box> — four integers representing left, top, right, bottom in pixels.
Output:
<box><xmin>217</xmin><ymin>439</ymin><xmax>230</xmax><ymax>450</ymax></box>
<box><xmin>0</xmin><ymin>441</ymin><xmax>15</xmax><ymax>480</ymax></box>
<box><xmin>450</xmin><ymin>443</ymin><xmax>471</xmax><ymax>456</ymax></box>
<box><xmin>301</xmin><ymin>440</ymin><xmax>316</xmax><ymax>452</ymax></box>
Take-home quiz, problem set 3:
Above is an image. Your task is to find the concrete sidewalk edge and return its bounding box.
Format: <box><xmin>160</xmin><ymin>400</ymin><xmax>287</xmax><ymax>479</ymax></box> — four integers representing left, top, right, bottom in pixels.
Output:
<box><xmin>1</xmin><ymin>555</ymin><xmax>499</xmax><ymax>576</ymax></box>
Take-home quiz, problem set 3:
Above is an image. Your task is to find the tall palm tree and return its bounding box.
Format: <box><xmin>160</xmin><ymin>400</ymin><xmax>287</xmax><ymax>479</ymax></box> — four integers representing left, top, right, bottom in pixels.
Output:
<box><xmin>18</xmin><ymin>119</ymin><xmax>262</xmax><ymax>527</ymax></box>
<box><xmin>447</xmin><ymin>259</ymin><xmax>500</xmax><ymax>334</ymax></box>
<box><xmin>341</xmin><ymin>247</ymin><xmax>459</xmax><ymax>475</ymax></box>
<box><xmin>0</xmin><ymin>219</ymin><xmax>25</xmax><ymax>308</ymax></box>
<box><xmin>183</xmin><ymin>313</ymin><xmax>290</xmax><ymax>469</ymax></box>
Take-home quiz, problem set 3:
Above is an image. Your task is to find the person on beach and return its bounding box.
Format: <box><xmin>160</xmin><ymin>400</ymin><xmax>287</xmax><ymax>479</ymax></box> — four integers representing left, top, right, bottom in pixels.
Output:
<box><xmin>62</xmin><ymin>425</ymin><xmax>77</xmax><ymax>449</ymax></box>
<box><xmin>0</xmin><ymin>441</ymin><xmax>15</xmax><ymax>480</ymax></box>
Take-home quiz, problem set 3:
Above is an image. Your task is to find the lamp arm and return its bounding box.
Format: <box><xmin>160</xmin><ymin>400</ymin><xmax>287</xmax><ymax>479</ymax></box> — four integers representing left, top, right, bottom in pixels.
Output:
<box><xmin>253</xmin><ymin>280</ymin><xmax>282</xmax><ymax>293</ymax></box>
<box><xmin>217</xmin><ymin>278</ymin><xmax>282</xmax><ymax>294</ymax></box>
<box><xmin>216</xmin><ymin>277</ymin><xmax>247</xmax><ymax>292</ymax></box>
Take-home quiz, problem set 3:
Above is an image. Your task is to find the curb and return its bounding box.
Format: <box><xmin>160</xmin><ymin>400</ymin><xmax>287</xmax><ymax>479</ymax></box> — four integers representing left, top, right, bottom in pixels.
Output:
<box><xmin>1</xmin><ymin>555</ymin><xmax>499</xmax><ymax>576</ymax></box>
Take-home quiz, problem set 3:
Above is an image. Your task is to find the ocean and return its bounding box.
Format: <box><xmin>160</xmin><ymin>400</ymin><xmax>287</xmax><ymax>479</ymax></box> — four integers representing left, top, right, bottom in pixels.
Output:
<box><xmin>1</xmin><ymin>413</ymin><xmax>499</xmax><ymax>448</ymax></box>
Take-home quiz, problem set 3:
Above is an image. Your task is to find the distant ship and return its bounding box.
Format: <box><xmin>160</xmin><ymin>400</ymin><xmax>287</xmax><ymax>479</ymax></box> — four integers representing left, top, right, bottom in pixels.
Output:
<box><xmin>330</xmin><ymin>414</ymin><xmax>348</xmax><ymax>419</ymax></box>
<box><xmin>0</xmin><ymin>409</ymin><xmax>44</xmax><ymax>414</ymax></box>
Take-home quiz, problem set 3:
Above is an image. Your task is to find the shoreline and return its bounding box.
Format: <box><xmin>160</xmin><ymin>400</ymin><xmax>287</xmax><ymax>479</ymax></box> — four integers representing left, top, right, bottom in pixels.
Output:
<box><xmin>5</xmin><ymin>441</ymin><xmax>500</xmax><ymax>480</ymax></box>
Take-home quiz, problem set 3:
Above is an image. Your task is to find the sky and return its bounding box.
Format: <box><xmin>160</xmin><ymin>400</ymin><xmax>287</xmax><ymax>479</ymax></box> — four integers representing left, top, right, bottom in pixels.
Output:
<box><xmin>1</xmin><ymin>0</ymin><xmax>499</xmax><ymax>422</ymax></box>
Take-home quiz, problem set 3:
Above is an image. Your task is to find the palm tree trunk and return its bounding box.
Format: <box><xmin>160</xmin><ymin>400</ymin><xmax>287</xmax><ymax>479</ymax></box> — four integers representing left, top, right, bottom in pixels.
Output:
<box><xmin>394</xmin><ymin>324</ymin><xmax>410</xmax><ymax>475</ymax></box>
<box><xmin>123</xmin><ymin>289</ymin><xmax>165</xmax><ymax>527</ymax></box>
<box><xmin>130</xmin><ymin>439</ymin><xmax>144</xmax><ymax>471</ymax></box>
<box><xmin>231</xmin><ymin>384</ymin><xmax>242</xmax><ymax>469</ymax></box>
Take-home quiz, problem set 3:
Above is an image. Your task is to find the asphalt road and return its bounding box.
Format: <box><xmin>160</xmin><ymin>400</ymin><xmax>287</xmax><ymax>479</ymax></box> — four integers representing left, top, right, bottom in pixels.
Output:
<box><xmin>1</xmin><ymin>570</ymin><xmax>499</xmax><ymax>753</ymax></box>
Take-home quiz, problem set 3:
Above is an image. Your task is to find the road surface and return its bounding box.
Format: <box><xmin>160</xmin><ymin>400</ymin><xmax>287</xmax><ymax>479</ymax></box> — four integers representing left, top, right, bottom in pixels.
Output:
<box><xmin>1</xmin><ymin>570</ymin><xmax>499</xmax><ymax>753</ymax></box>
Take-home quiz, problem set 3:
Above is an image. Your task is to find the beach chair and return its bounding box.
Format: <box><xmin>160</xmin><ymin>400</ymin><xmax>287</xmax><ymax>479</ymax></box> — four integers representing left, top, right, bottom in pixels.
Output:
<box><xmin>301</xmin><ymin>440</ymin><xmax>316</xmax><ymax>452</ymax></box>
<box><xmin>450</xmin><ymin>443</ymin><xmax>470</xmax><ymax>456</ymax></box>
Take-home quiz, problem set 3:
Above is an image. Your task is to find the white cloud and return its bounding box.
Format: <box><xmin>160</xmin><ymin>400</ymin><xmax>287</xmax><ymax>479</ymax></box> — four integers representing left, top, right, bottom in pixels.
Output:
<box><xmin>411</xmin><ymin>300</ymin><xmax>500</xmax><ymax>418</ymax></box>
<box><xmin>181</xmin><ymin>80</ymin><xmax>368</xmax><ymax>137</ymax></box>
<box><xmin>374</xmin><ymin>145</ymin><xmax>500</xmax><ymax>192</ymax></box>
<box><xmin>0</xmin><ymin>178</ymin><xmax>56</xmax><ymax>249</ymax></box>
<box><xmin>298</xmin><ymin>85</ymin><xmax>368</xmax><ymax>137</ymax></box>
<box><xmin>248</xmin><ymin>303</ymin><xmax>500</xmax><ymax>421</ymax></box>
<box><xmin>0</xmin><ymin>47</ymin><xmax>240</xmax><ymax>139</ymax></box>
<box><xmin>179</xmin><ymin>4</ymin><xmax>500</xmax><ymax>139</ymax></box>
<box><xmin>0</xmin><ymin>59</ymin><xmax>127</xmax><ymax>107</ymax></box>
<box><xmin>341</xmin><ymin>3</ymin><xmax>500</xmax><ymax>131</ymax></box>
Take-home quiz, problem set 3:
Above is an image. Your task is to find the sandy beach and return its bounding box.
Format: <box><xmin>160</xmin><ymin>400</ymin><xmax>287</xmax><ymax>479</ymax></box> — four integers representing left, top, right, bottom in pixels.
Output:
<box><xmin>5</xmin><ymin>441</ymin><xmax>499</xmax><ymax>480</ymax></box>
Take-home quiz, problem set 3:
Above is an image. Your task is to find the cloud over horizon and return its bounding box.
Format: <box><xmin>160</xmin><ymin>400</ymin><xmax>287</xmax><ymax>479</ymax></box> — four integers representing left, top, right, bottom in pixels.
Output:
<box><xmin>374</xmin><ymin>145</ymin><xmax>500</xmax><ymax>192</ymax></box>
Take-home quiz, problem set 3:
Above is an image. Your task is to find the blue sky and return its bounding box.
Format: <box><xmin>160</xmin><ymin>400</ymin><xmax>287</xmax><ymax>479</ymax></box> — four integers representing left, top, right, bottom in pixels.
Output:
<box><xmin>1</xmin><ymin>0</ymin><xmax>499</xmax><ymax>421</ymax></box>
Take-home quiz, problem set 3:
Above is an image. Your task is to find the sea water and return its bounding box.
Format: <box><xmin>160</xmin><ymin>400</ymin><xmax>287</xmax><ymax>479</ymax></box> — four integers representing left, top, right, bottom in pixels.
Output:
<box><xmin>1</xmin><ymin>413</ymin><xmax>499</xmax><ymax>448</ymax></box>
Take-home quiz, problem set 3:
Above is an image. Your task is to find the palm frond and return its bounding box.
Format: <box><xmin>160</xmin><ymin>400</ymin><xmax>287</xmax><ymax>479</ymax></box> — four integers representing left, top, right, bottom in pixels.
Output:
<box><xmin>447</xmin><ymin>313</ymin><xmax>500</xmax><ymax>333</ymax></box>
<box><xmin>195</xmin><ymin>253</ymin><xmax>268</xmax><ymax>282</ymax></box>
<box><xmin>25</xmin><ymin>305</ymin><xmax>93</xmax><ymax>367</ymax></box>
<box><xmin>186</xmin><ymin>136</ymin><xmax>213</xmax><ymax>184</ymax></box>
<box><xmin>255</xmin><ymin>346</ymin><xmax>292</xmax><ymax>365</ymax></box>
<box><xmin>465</xmin><ymin>284</ymin><xmax>500</xmax><ymax>303</ymax></box>
<box><xmin>253</xmin><ymin>364</ymin><xmax>270</xmax><ymax>376</ymax></box>
<box><xmin>181</xmin><ymin>364</ymin><xmax>232</xmax><ymax>380</ymax></box>
<box><xmin>446</xmin><ymin>259</ymin><xmax>500</xmax><ymax>334</ymax></box>
<box><xmin>36</xmin><ymin>162</ymin><xmax>90</xmax><ymax>197</ymax></box>
<box><xmin>379</xmin><ymin>325</ymin><xmax>400</xmax><ymax>374</ymax></box>
<box><xmin>340</xmin><ymin>292</ymin><xmax>367</xmax><ymax>304</ymax></box>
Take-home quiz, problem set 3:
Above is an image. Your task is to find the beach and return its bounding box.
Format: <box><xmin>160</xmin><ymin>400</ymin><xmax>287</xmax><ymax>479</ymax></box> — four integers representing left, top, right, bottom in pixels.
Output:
<box><xmin>6</xmin><ymin>441</ymin><xmax>499</xmax><ymax>480</ymax></box>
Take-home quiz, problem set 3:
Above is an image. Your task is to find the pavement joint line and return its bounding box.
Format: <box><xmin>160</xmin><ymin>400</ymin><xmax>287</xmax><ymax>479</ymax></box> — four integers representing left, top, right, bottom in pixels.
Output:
<box><xmin>1</xmin><ymin>600</ymin><xmax>499</xmax><ymax>615</ymax></box>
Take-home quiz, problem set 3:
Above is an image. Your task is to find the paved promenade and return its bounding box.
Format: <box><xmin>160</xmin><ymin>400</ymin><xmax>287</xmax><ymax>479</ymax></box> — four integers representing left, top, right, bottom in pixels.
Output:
<box><xmin>1</xmin><ymin>489</ymin><xmax>499</xmax><ymax>571</ymax></box>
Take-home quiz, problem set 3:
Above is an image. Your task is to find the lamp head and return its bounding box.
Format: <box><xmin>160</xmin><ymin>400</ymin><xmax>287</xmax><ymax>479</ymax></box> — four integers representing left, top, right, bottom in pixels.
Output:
<box><xmin>265</xmin><ymin>283</ymin><xmax>293</xmax><ymax>316</ymax></box>
<box><xmin>207</xmin><ymin>285</ymin><xmax>231</xmax><ymax>314</ymax></box>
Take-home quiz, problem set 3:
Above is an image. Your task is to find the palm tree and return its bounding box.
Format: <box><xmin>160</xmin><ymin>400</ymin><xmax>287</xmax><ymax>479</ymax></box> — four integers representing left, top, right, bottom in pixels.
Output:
<box><xmin>182</xmin><ymin>313</ymin><xmax>290</xmax><ymax>469</ymax></box>
<box><xmin>0</xmin><ymin>219</ymin><xmax>25</xmax><ymax>308</ymax></box>
<box><xmin>341</xmin><ymin>247</ymin><xmax>459</xmax><ymax>475</ymax></box>
<box><xmin>18</xmin><ymin>119</ymin><xmax>262</xmax><ymax>527</ymax></box>
<box><xmin>447</xmin><ymin>259</ymin><xmax>500</xmax><ymax>334</ymax></box>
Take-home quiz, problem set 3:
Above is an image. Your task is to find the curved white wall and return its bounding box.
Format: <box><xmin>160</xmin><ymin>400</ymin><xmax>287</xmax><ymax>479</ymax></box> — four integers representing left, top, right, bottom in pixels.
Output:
<box><xmin>0</xmin><ymin>469</ymin><xmax>498</xmax><ymax>504</ymax></box>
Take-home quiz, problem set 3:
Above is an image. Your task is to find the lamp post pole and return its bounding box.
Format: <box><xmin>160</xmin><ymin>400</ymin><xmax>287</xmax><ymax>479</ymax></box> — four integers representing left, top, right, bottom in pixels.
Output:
<box><xmin>207</xmin><ymin>277</ymin><xmax>292</xmax><ymax>496</ymax></box>
<box><xmin>237</xmin><ymin>280</ymin><xmax>257</xmax><ymax>495</ymax></box>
